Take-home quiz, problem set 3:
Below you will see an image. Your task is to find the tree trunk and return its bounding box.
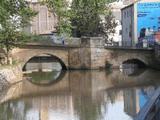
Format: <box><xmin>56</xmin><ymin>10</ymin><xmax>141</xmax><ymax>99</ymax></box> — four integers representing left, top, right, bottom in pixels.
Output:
<box><xmin>5</xmin><ymin>39</ymin><xmax>11</xmax><ymax>65</ymax></box>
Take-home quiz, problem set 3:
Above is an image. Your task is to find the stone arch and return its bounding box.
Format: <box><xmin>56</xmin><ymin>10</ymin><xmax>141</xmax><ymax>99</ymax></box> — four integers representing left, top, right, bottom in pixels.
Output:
<box><xmin>22</xmin><ymin>53</ymin><xmax>68</xmax><ymax>71</ymax></box>
<box><xmin>121</xmin><ymin>58</ymin><xmax>147</xmax><ymax>68</ymax></box>
<box><xmin>105</xmin><ymin>49</ymin><xmax>152</xmax><ymax>69</ymax></box>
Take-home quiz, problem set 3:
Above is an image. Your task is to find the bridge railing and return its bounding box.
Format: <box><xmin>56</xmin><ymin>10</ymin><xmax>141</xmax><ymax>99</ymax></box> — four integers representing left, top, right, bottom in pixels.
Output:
<box><xmin>105</xmin><ymin>40</ymin><xmax>155</xmax><ymax>50</ymax></box>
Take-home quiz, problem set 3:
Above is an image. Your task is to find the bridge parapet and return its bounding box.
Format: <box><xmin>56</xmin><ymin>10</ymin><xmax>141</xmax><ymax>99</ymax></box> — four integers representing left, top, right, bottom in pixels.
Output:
<box><xmin>81</xmin><ymin>37</ymin><xmax>105</xmax><ymax>48</ymax></box>
<box><xmin>26</xmin><ymin>37</ymin><xmax>81</xmax><ymax>47</ymax></box>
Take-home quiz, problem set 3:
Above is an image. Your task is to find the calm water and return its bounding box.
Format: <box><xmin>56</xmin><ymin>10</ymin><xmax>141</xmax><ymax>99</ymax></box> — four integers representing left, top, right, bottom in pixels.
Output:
<box><xmin>0</xmin><ymin>68</ymin><xmax>160</xmax><ymax>120</ymax></box>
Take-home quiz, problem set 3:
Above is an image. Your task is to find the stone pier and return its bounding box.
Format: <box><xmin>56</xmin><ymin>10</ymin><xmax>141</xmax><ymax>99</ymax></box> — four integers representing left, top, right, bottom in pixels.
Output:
<box><xmin>68</xmin><ymin>37</ymin><xmax>107</xmax><ymax>69</ymax></box>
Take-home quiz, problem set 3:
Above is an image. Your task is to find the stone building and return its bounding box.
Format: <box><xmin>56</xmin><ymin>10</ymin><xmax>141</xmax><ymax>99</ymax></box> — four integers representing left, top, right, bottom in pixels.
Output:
<box><xmin>24</xmin><ymin>0</ymin><xmax>58</xmax><ymax>34</ymax></box>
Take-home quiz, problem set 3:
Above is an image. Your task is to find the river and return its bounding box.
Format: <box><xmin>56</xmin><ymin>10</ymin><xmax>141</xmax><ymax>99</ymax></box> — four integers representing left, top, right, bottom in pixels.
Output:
<box><xmin>0</xmin><ymin>62</ymin><xmax>160</xmax><ymax>120</ymax></box>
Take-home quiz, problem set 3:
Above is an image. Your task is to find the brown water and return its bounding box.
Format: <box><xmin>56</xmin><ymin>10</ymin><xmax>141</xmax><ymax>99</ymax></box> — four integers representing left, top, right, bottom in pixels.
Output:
<box><xmin>0</xmin><ymin>69</ymin><xmax>160</xmax><ymax>120</ymax></box>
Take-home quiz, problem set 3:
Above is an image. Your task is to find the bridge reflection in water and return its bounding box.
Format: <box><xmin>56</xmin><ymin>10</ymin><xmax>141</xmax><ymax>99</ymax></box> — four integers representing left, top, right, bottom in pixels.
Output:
<box><xmin>0</xmin><ymin>69</ymin><xmax>160</xmax><ymax>120</ymax></box>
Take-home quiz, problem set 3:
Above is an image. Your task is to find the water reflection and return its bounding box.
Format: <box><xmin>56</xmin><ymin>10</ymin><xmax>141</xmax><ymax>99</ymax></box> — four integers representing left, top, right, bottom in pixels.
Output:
<box><xmin>120</xmin><ymin>65</ymin><xmax>146</xmax><ymax>76</ymax></box>
<box><xmin>0</xmin><ymin>69</ymin><xmax>160</xmax><ymax>120</ymax></box>
<box><xmin>24</xmin><ymin>70</ymin><xmax>66</xmax><ymax>85</ymax></box>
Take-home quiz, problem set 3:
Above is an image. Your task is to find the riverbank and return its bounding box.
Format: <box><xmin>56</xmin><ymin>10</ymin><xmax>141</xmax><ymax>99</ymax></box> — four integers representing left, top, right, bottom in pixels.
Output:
<box><xmin>0</xmin><ymin>64</ymin><xmax>23</xmax><ymax>90</ymax></box>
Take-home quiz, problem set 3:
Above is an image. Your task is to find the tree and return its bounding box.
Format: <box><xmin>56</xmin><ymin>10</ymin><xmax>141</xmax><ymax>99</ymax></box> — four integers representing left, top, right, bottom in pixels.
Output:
<box><xmin>0</xmin><ymin>0</ymin><xmax>37</xmax><ymax>64</ymax></box>
<box><xmin>43</xmin><ymin>0</ymin><xmax>117</xmax><ymax>39</ymax></box>
<box><xmin>71</xmin><ymin>0</ymin><xmax>117</xmax><ymax>38</ymax></box>
<box><xmin>98</xmin><ymin>11</ymin><xmax>117</xmax><ymax>42</ymax></box>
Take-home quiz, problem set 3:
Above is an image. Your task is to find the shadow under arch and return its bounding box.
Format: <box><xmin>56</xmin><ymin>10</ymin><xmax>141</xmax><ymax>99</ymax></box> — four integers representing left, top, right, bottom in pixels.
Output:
<box><xmin>122</xmin><ymin>58</ymin><xmax>147</xmax><ymax>68</ymax></box>
<box><xmin>120</xmin><ymin>59</ymin><xmax>147</xmax><ymax>76</ymax></box>
<box><xmin>22</xmin><ymin>53</ymin><xmax>67</xmax><ymax>71</ymax></box>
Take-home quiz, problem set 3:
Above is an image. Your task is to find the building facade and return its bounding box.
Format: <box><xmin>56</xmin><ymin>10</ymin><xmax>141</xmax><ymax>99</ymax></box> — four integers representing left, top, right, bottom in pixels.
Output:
<box><xmin>24</xmin><ymin>0</ymin><xmax>58</xmax><ymax>34</ymax></box>
<box><xmin>121</xmin><ymin>0</ymin><xmax>160</xmax><ymax>47</ymax></box>
<box><xmin>108</xmin><ymin>0</ymin><xmax>126</xmax><ymax>46</ymax></box>
<box><xmin>121</xmin><ymin>4</ymin><xmax>135</xmax><ymax>47</ymax></box>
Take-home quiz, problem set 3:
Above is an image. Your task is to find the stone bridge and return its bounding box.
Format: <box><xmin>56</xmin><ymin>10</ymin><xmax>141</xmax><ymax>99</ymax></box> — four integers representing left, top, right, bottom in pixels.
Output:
<box><xmin>11</xmin><ymin>37</ymin><xmax>156</xmax><ymax>70</ymax></box>
<box><xmin>12</xmin><ymin>45</ymin><xmax>70</xmax><ymax>70</ymax></box>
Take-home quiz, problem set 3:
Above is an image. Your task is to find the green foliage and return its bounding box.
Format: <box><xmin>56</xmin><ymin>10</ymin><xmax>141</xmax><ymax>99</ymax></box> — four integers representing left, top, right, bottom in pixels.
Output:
<box><xmin>27</xmin><ymin>34</ymin><xmax>53</xmax><ymax>44</ymax></box>
<box><xmin>0</xmin><ymin>0</ymin><xmax>37</xmax><ymax>64</ymax></box>
<box><xmin>0</xmin><ymin>0</ymin><xmax>37</xmax><ymax>28</ymax></box>
<box><xmin>99</xmin><ymin>11</ymin><xmax>117</xmax><ymax>41</ymax></box>
<box><xmin>43</xmin><ymin>0</ymin><xmax>117</xmax><ymax>38</ymax></box>
<box><xmin>25</xmin><ymin>34</ymin><xmax>48</xmax><ymax>41</ymax></box>
<box><xmin>71</xmin><ymin>0</ymin><xmax>105</xmax><ymax>37</ymax></box>
<box><xmin>71</xmin><ymin>0</ymin><xmax>117</xmax><ymax>37</ymax></box>
<box><xmin>0</xmin><ymin>26</ymin><xmax>28</xmax><ymax>51</ymax></box>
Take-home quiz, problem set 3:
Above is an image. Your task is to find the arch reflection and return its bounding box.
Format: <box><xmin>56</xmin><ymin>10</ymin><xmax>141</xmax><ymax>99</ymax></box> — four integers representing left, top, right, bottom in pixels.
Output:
<box><xmin>25</xmin><ymin>70</ymin><xmax>66</xmax><ymax>86</ymax></box>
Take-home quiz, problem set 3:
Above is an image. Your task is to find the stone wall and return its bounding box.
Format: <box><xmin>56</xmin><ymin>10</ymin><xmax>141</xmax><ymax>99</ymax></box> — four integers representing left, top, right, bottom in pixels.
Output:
<box><xmin>80</xmin><ymin>37</ymin><xmax>109</xmax><ymax>69</ymax></box>
<box><xmin>65</xmin><ymin>38</ymin><xmax>81</xmax><ymax>46</ymax></box>
<box><xmin>150</xmin><ymin>44</ymin><xmax>160</xmax><ymax>69</ymax></box>
<box><xmin>68</xmin><ymin>37</ymin><xmax>108</xmax><ymax>69</ymax></box>
<box><xmin>69</xmin><ymin>48</ymin><xmax>91</xmax><ymax>69</ymax></box>
<box><xmin>0</xmin><ymin>64</ymin><xmax>23</xmax><ymax>90</ymax></box>
<box><xmin>69</xmin><ymin>37</ymin><xmax>155</xmax><ymax>69</ymax></box>
<box><xmin>90</xmin><ymin>37</ymin><xmax>108</xmax><ymax>69</ymax></box>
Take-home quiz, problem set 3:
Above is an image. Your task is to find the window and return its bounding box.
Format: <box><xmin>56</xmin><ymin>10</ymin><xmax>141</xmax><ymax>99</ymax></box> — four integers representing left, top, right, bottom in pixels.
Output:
<box><xmin>126</xmin><ymin>28</ymin><xmax>128</xmax><ymax>33</ymax></box>
<box><xmin>129</xmin><ymin>31</ymin><xmax>132</xmax><ymax>38</ymax></box>
<box><xmin>124</xmin><ymin>11</ymin><xmax>126</xmax><ymax>18</ymax></box>
<box><xmin>127</xmin><ymin>11</ymin><xmax>129</xmax><ymax>17</ymax></box>
<box><xmin>119</xmin><ymin>30</ymin><xmax>122</xmax><ymax>35</ymax></box>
